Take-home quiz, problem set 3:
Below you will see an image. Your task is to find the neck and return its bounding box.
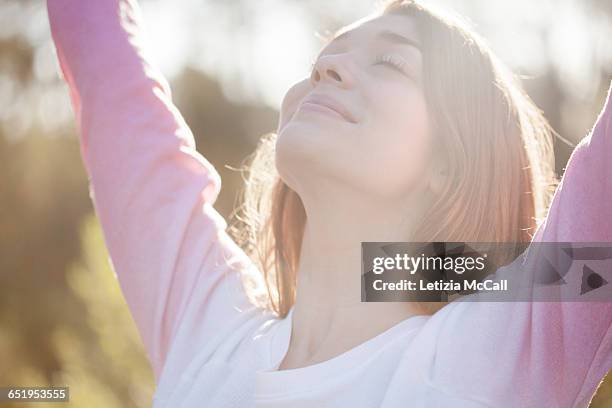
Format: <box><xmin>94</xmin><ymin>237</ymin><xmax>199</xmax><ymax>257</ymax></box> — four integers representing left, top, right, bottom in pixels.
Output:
<box><xmin>285</xmin><ymin>185</ymin><xmax>432</xmax><ymax>367</ymax></box>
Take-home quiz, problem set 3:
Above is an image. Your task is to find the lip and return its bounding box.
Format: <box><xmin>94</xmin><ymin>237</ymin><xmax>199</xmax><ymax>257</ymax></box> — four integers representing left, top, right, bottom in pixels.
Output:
<box><xmin>298</xmin><ymin>94</ymin><xmax>357</xmax><ymax>123</ymax></box>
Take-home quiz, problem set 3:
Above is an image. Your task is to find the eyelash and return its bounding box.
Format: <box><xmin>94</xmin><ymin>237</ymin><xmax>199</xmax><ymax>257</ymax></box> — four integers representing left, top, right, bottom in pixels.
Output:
<box><xmin>373</xmin><ymin>54</ymin><xmax>411</xmax><ymax>76</ymax></box>
<box><xmin>308</xmin><ymin>54</ymin><xmax>412</xmax><ymax>77</ymax></box>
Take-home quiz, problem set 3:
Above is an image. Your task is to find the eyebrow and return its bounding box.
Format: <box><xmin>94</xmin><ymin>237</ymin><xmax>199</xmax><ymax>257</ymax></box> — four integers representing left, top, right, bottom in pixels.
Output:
<box><xmin>332</xmin><ymin>29</ymin><xmax>422</xmax><ymax>52</ymax></box>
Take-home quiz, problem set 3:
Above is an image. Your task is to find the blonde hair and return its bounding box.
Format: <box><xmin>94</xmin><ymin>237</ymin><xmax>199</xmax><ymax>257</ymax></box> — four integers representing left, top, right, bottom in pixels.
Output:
<box><xmin>229</xmin><ymin>0</ymin><xmax>558</xmax><ymax>318</ymax></box>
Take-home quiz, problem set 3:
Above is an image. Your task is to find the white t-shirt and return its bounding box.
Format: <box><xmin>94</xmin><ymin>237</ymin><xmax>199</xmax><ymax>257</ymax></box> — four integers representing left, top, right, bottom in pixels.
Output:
<box><xmin>255</xmin><ymin>308</ymin><xmax>431</xmax><ymax>407</ymax></box>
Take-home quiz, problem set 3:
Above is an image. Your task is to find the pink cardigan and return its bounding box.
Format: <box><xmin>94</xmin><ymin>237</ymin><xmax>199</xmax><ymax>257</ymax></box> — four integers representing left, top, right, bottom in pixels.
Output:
<box><xmin>48</xmin><ymin>0</ymin><xmax>611</xmax><ymax>406</ymax></box>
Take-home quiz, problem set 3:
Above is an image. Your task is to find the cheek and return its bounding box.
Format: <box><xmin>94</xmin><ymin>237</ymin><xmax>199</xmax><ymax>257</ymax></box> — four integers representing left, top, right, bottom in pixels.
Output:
<box><xmin>362</xmin><ymin>89</ymin><xmax>432</xmax><ymax>197</ymax></box>
<box><xmin>277</xmin><ymin>78</ymin><xmax>311</xmax><ymax>133</ymax></box>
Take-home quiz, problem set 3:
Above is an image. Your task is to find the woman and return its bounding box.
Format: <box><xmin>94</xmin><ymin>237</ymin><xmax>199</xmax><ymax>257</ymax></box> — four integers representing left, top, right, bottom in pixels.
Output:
<box><xmin>47</xmin><ymin>0</ymin><xmax>611</xmax><ymax>406</ymax></box>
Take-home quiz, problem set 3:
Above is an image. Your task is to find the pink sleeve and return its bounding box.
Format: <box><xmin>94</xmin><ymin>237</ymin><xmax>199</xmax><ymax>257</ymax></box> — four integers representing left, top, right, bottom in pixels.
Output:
<box><xmin>526</xmin><ymin>80</ymin><xmax>612</xmax><ymax>405</ymax></box>
<box><xmin>534</xmin><ymin>80</ymin><xmax>612</xmax><ymax>243</ymax></box>
<box><xmin>416</xmin><ymin>83</ymin><xmax>612</xmax><ymax>407</ymax></box>
<box><xmin>47</xmin><ymin>0</ymin><xmax>262</xmax><ymax>382</ymax></box>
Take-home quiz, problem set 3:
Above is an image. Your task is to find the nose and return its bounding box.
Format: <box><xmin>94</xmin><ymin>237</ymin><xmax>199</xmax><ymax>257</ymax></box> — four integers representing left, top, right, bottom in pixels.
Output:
<box><xmin>310</xmin><ymin>54</ymin><xmax>354</xmax><ymax>89</ymax></box>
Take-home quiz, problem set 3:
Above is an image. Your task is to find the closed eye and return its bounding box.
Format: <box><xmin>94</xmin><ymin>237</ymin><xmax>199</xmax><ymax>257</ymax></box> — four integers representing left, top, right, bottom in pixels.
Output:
<box><xmin>373</xmin><ymin>54</ymin><xmax>412</xmax><ymax>77</ymax></box>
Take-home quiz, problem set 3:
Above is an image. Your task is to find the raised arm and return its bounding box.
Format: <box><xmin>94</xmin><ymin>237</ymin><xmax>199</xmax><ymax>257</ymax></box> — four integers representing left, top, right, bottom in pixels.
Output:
<box><xmin>525</xmin><ymin>79</ymin><xmax>612</xmax><ymax>406</ymax></box>
<box><xmin>47</xmin><ymin>0</ymin><xmax>264</xmax><ymax>384</ymax></box>
<box><xmin>534</xmin><ymin>81</ymin><xmax>612</xmax><ymax>243</ymax></box>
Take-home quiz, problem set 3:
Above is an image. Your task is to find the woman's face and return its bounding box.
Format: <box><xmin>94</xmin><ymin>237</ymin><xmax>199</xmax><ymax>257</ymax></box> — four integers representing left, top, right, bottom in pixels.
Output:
<box><xmin>276</xmin><ymin>14</ymin><xmax>434</xmax><ymax>202</ymax></box>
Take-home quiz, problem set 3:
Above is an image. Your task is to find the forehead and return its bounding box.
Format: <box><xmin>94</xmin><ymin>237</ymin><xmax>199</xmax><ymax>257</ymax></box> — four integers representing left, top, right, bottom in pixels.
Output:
<box><xmin>331</xmin><ymin>13</ymin><xmax>421</xmax><ymax>48</ymax></box>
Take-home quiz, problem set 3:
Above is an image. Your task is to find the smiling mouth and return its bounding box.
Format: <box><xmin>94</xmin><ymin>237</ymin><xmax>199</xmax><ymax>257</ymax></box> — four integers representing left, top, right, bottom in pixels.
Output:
<box><xmin>298</xmin><ymin>101</ymin><xmax>348</xmax><ymax>121</ymax></box>
<box><xmin>298</xmin><ymin>98</ymin><xmax>359</xmax><ymax>124</ymax></box>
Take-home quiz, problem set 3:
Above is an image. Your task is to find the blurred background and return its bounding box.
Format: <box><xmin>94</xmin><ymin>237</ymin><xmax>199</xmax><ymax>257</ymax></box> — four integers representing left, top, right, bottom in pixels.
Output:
<box><xmin>1</xmin><ymin>0</ymin><xmax>611</xmax><ymax>406</ymax></box>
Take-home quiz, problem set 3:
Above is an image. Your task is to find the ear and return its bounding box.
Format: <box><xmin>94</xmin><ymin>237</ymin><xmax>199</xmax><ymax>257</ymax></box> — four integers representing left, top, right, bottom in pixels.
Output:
<box><xmin>428</xmin><ymin>161</ymin><xmax>448</xmax><ymax>196</ymax></box>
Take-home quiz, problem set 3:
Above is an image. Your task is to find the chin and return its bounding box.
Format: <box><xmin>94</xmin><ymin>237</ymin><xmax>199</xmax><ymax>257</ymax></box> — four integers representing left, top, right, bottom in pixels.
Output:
<box><xmin>275</xmin><ymin>121</ymin><xmax>336</xmax><ymax>188</ymax></box>
<box><xmin>277</xmin><ymin>120</ymin><xmax>336</xmax><ymax>156</ymax></box>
